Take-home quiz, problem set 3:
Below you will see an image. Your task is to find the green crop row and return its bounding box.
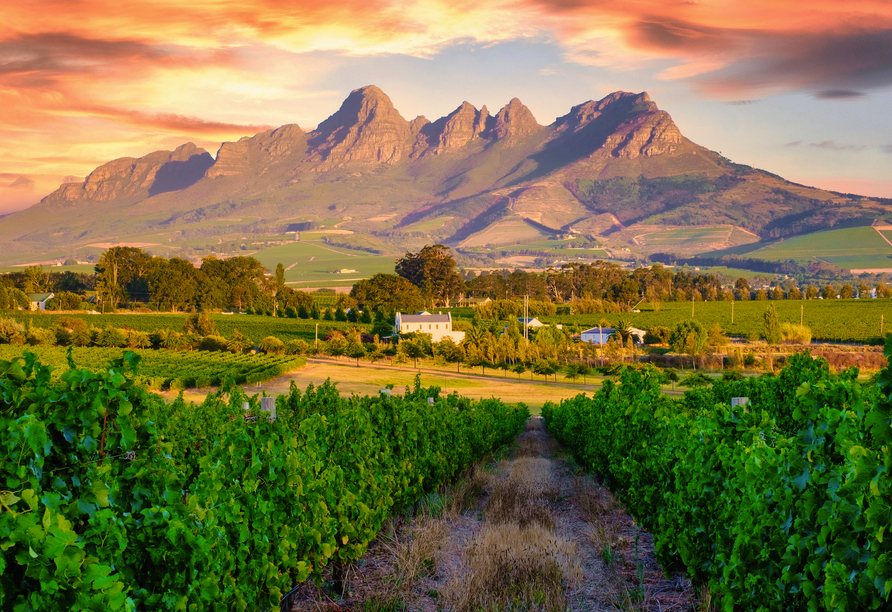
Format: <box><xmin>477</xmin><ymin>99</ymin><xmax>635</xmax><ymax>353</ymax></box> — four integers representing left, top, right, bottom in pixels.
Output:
<box><xmin>540</xmin><ymin>298</ymin><xmax>892</xmax><ymax>343</ymax></box>
<box><xmin>543</xmin><ymin>349</ymin><xmax>892</xmax><ymax>611</ymax></box>
<box><xmin>7</xmin><ymin>312</ymin><xmax>370</xmax><ymax>344</ymax></box>
<box><xmin>0</xmin><ymin>346</ymin><xmax>303</xmax><ymax>389</ymax></box>
<box><xmin>0</xmin><ymin>352</ymin><xmax>529</xmax><ymax>611</ymax></box>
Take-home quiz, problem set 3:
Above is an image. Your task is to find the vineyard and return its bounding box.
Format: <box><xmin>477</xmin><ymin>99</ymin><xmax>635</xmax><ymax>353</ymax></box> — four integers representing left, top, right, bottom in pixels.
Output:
<box><xmin>0</xmin><ymin>353</ymin><xmax>529</xmax><ymax>611</ymax></box>
<box><xmin>7</xmin><ymin>312</ymin><xmax>368</xmax><ymax>344</ymax></box>
<box><xmin>540</xmin><ymin>298</ymin><xmax>892</xmax><ymax>343</ymax></box>
<box><xmin>543</xmin><ymin>347</ymin><xmax>892</xmax><ymax>610</ymax></box>
<box><xmin>0</xmin><ymin>346</ymin><xmax>304</xmax><ymax>389</ymax></box>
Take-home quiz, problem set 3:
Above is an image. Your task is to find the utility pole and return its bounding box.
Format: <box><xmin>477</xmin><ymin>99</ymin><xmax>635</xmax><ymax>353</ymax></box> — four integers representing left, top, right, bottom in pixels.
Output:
<box><xmin>691</xmin><ymin>295</ymin><xmax>695</xmax><ymax>318</ymax></box>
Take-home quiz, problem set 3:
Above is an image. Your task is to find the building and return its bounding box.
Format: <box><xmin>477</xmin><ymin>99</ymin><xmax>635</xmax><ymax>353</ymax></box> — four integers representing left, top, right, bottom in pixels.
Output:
<box><xmin>394</xmin><ymin>311</ymin><xmax>465</xmax><ymax>343</ymax></box>
<box><xmin>27</xmin><ymin>293</ymin><xmax>54</xmax><ymax>311</ymax></box>
<box><xmin>459</xmin><ymin>296</ymin><xmax>492</xmax><ymax>307</ymax></box>
<box><xmin>518</xmin><ymin>317</ymin><xmax>545</xmax><ymax>329</ymax></box>
<box><xmin>580</xmin><ymin>326</ymin><xmax>646</xmax><ymax>345</ymax></box>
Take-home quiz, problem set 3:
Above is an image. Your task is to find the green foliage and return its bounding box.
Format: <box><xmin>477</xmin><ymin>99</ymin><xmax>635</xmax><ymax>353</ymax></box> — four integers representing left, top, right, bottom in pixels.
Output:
<box><xmin>669</xmin><ymin>319</ymin><xmax>706</xmax><ymax>356</ymax></box>
<box><xmin>0</xmin><ymin>353</ymin><xmax>528</xmax><ymax>611</ymax></box>
<box><xmin>764</xmin><ymin>303</ymin><xmax>782</xmax><ymax>344</ymax></box>
<box><xmin>0</xmin><ymin>345</ymin><xmax>302</xmax><ymax>390</ymax></box>
<box><xmin>543</xmin><ymin>352</ymin><xmax>892</xmax><ymax>611</ymax></box>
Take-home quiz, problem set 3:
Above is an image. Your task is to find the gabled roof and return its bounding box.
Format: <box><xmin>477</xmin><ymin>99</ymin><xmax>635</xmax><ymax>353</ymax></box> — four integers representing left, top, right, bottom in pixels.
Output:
<box><xmin>27</xmin><ymin>293</ymin><xmax>54</xmax><ymax>302</ymax></box>
<box><xmin>581</xmin><ymin>327</ymin><xmax>614</xmax><ymax>334</ymax></box>
<box><xmin>397</xmin><ymin>312</ymin><xmax>451</xmax><ymax>323</ymax></box>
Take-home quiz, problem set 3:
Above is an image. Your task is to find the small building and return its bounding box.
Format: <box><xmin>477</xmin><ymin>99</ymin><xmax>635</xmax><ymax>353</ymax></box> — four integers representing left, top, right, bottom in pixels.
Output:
<box><xmin>394</xmin><ymin>311</ymin><xmax>465</xmax><ymax>343</ymax></box>
<box><xmin>460</xmin><ymin>296</ymin><xmax>492</xmax><ymax>307</ymax></box>
<box><xmin>518</xmin><ymin>317</ymin><xmax>545</xmax><ymax>329</ymax></box>
<box><xmin>581</xmin><ymin>326</ymin><xmax>646</xmax><ymax>345</ymax></box>
<box><xmin>27</xmin><ymin>292</ymin><xmax>54</xmax><ymax>311</ymax></box>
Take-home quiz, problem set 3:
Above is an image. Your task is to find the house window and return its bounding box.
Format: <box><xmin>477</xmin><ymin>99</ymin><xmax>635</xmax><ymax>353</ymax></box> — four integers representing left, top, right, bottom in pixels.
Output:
<box><xmin>436</xmin><ymin>324</ymin><xmax>438</xmax><ymax>329</ymax></box>
<box><xmin>428</xmin><ymin>324</ymin><xmax>431</xmax><ymax>329</ymax></box>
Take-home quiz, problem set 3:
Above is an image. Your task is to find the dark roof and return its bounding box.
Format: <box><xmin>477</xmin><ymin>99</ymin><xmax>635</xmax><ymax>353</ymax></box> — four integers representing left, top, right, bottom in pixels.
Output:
<box><xmin>398</xmin><ymin>313</ymin><xmax>450</xmax><ymax>323</ymax></box>
<box><xmin>581</xmin><ymin>327</ymin><xmax>614</xmax><ymax>334</ymax></box>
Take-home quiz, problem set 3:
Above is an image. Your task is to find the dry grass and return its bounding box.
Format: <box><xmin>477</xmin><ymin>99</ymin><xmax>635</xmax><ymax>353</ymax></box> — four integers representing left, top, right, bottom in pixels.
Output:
<box><xmin>378</xmin><ymin>516</ymin><xmax>449</xmax><ymax>585</ymax></box>
<box><xmin>442</xmin><ymin>523</ymin><xmax>582</xmax><ymax>612</ymax></box>
<box><xmin>444</xmin><ymin>465</ymin><xmax>490</xmax><ymax>519</ymax></box>
<box><xmin>484</xmin><ymin>479</ymin><xmax>555</xmax><ymax>530</ymax></box>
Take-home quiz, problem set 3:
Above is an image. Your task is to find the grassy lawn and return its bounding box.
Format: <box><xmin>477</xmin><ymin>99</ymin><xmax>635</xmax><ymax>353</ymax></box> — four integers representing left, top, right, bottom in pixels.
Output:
<box><xmin>169</xmin><ymin>360</ymin><xmax>597</xmax><ymax>415</ymax></box>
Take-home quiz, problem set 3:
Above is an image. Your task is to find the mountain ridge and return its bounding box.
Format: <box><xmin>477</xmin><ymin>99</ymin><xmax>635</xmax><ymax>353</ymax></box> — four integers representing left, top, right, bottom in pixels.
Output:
<box><xmin>1</xmin><ymin>85</ymin><xmax>889</xmax><ymax>262</ymax></box>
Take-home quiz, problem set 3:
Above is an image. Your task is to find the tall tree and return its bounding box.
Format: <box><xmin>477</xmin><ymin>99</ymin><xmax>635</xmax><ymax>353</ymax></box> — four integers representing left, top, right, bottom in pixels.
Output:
<box><xmin>395</xmin><ymin>244</ymin><xmax>465</xmax><ymax>307</ymax></box>
<box><xmin>350</xmin><ymin>273</ymin><xmax>425</xmax><ymax>313</ymax></box>
<box><xmin>763</xmin><ymin>304</ymin><xmax>782</xmax><ymax>345</ymax></box>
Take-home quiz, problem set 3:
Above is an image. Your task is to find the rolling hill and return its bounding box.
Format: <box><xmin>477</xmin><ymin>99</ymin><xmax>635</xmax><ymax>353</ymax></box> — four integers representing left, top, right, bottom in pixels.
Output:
<box><xmin>1</xmin><ymin>85</ymin><xmax>889</xmax><ymax>271</ymax></box>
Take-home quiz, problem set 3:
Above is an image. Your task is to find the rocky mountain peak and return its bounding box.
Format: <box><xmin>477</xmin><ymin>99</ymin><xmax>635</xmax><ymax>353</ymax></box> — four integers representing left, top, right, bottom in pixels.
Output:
<box><xmin>491</xmin><ymin>98</ymin><xmax>540</xmax><ymax>139</ymax></box>
<box><xmin>308</xmin><ymin>85</ymin><xmax>411</xmax><ymax>167</ymax></box>
<box><xmin>40</xmin><ymin>143</ymin><xmax>213</xmax><ymax>204</ymax></box>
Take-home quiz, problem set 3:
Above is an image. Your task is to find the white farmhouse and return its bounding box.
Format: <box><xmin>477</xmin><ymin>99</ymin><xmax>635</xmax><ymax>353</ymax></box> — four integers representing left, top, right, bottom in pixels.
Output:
<box><xmin>394</xmin><ymin>311</ymin><xmax>465</xmax><ymax>343</ymax></box>
<box><xmin>580</xmin><ymin>326</ymin><xmax>646</xmax><ymax>344</ymax></box>
<box><xmin>27</xmin><ymin>292</ymin><xmax>54</xmax><ymax>311</ymax></box>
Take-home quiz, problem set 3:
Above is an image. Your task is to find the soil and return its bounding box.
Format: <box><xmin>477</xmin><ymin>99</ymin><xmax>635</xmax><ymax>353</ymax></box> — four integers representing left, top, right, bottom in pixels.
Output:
<box><xmin>285</xmin><ymin>418</ymin><xmax>697</xmax><ymax>611</ymax></box>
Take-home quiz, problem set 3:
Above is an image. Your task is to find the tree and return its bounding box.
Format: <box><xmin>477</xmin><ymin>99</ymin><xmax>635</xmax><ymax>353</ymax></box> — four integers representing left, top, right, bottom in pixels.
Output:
<box><xmin>707</xmin><ymin>323</ymin><xmax>728</xmax><ymax>348</ymax></box>
<box><xmin>763</xmin><ymin>303</ymin><xmax>782</xmax><ymax>345</ymax></box>
<box><xmin>148</xmin><ymin>258</ymin><xmax>197</xmax><ymax>312</ymax></box>
<box><xmin>227</xmin><ymin>329</ymin><xmax>253</xmax><ymax>353</ymax></box>
<box><xmin>345</xmin><ymin>334</ymin><xmax>367</xmax><ymax>366</ymax></box>
<box><xmin>260</xmin><ymin>336</ymin><xmax>285</xmax><ymax>354</ymax></box>
<box><xmin>734</xmin><ymin>278</ymin><xmax>751</xmax><ymax>301</ymax></box>
<box><xmin>532</xmin><ymin>358</ymin><xmax>559</xmax><ymax>383</ymax></box>
<box><xmin>399</xmin><ymin>336</ymin><xmax>428</xmax><ymax>368</ymax></box>
<box><xmin>395</xmin><ymin>244</ymin><xmax>465</xmax><ymax>307</ymax></box>
<box><xmin>95</xmin><ymin>247</ymin><xmax>154</xmax><ymax>307</ymax></box>
<box><xmin>350</xmin><ymin>273</ymin><xmax>426</xmax><ymax>313</ymax></box>
<box><xmin>669</xmin><ymin>320</ymin><xmax>707</xmax><ymax>366</ymax></box>
<box><xmin>839</xmin><ymin>284</ymin><xmax>855</xmax><ymax>299</ymax></box>
<box><xmin>184</xmin><ymin>312</ymin><xmax>216</xmax><ymax>336</ymax></box>
<box><xmin>679</xmin><ymin>372</ymin><xmax>713</xmax><ymax>388</ymax></box>
<box><xmin>512</xmin><ymin>362</ymin><xmax>527</xmax><ymax>379</ymax></box>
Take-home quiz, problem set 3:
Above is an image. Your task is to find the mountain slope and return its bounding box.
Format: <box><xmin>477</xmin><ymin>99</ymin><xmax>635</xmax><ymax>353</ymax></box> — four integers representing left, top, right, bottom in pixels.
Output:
<box><xmin>1</xmin><ymin>86</ymin><xmax>889</xmax><ymax>262</ymax></box>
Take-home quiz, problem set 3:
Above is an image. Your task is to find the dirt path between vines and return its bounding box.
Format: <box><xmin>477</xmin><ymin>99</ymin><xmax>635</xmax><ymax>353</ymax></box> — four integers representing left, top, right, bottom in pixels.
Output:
<box><xmin>287</xmin><ymin>419</ymin><xmax>697</xmax><ymax>611</ymax></box>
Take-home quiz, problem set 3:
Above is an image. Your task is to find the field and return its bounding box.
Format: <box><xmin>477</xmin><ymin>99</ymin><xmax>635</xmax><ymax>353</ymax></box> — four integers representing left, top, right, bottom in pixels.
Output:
<box><xmin>0</xmin><ymin>345</ymin><xmax>304</xmax><ymax>389</ymax></box>
<box><xmin>7</xmin><ymin>312</ymin><xmax>369</xmax><ymax>343</ymax></box>
<box><xmin>700</xmin><ymin>225</ymin><xmax>892</xmax><ymax>270</ymax></box>
<box><xmin>540</xmin><ymin>298</ymin><xmax>892</xmax><ymax>342</ymax></box>
<box><xmin>249</xmin><ymin>240</ymin><xmax>395</xmax><ymax>283</ymax></box>
<box><xmin>249</xmin><ymin>360</ymin><xmax>597</xmax><ymax>414</ymax></box>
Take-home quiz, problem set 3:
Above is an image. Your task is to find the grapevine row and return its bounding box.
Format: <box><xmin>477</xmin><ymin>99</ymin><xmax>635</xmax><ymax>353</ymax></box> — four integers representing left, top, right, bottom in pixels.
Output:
<box><xmin>542</xmin><ymin>348</ymin><xmax>892</xmax><ymax>611</ymax></box>
<box><xmin>0</xmin><ymin>352</ymin><xmax>529</xmax><ymax>611</ymax></box>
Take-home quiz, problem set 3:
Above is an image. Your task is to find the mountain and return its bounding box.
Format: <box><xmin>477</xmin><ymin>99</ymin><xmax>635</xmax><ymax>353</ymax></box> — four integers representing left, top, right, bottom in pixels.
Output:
<box><xmin>0</xmin><ymin>85</ymin><xmax>889</xmax><ymax>262</ymax></box>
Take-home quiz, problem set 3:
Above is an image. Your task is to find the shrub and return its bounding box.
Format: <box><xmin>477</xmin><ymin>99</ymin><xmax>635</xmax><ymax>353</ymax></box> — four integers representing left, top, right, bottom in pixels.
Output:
<box><xmin>199</xmin><ymin>335</ymin><xmax>229</xmax><ymax>351</ymax></box>
<box><xmin>780</xmin><ymin>322</ymin><xmax>812</xmax><ymax>344</ymax></box>
<box><xmin>259</xmin><ymin>336</ymin><xmax>285</xmax><ymax>354</ymax></box>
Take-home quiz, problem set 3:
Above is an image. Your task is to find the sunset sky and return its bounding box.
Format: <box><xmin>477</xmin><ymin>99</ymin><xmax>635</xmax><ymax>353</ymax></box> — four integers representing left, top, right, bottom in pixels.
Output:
<box><xmin>1</xmin><ymin>0</ymin><xmax>891</xmax><ymax>212</ymax></box>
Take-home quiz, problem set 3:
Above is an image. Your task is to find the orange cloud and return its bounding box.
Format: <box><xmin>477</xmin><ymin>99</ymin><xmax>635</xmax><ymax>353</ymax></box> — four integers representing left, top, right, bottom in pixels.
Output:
<box><xmin>1</xmin><ymin>0</ymin><xmax>891</xmax><ymax>200</ymax></box>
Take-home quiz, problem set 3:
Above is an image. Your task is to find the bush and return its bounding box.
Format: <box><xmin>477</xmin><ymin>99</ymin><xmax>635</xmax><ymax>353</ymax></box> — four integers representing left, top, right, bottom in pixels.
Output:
<box><xmin>780</xmin><ymin>322</ymin><xmax>812</xmax><ymax>344</ymax></box>
<box><xmin>199</xmin><ymin>335</ymin><xmax>229</xmax><ymax>351</ymax></box>
<box><xmin>644</xmin><ymin>325</ymin><xmax>671</xmax><ymax>344</ymax></box>
<box><xmin>259</xmin><ymin>336</ymin><xmax>285</xmax><ymax>354</ymax></box>
<box><xmin>284</xmin><ymin>339</ymin><xmax>310</xmax><ymax>355</ymax></box>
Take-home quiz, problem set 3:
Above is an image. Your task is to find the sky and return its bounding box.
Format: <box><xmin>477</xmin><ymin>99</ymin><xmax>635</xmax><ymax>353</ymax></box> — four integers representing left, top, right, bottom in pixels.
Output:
<box><xmin>1</xmin><ymin>0</ymin><xmax>891</xmax><ymax>212</ymax></box>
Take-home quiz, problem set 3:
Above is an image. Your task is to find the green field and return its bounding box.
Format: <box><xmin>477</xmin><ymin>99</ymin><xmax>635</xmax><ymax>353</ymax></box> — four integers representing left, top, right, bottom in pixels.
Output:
<box><xmin>541</xmin><ymin>298</ymin><xmax>892</xmax><ymax>343</ymax></box>
<box><xmin>638</xmin><ymin>226</ymin><xmax>731</xmax><ymax>246</ymax></box>
<box><xmin>249</xmin><ymin>240</ymin><xmax>395</xmax><ymax>283</ymax></box>
<box><xmin>0</xmin><ymin>345</ymin><xmax>304</xmax><ymax>389</ymax></box>
<box><xmin>7</xmin><ymin>312</ymin><xmax>372</xmax><ymax>344</ymax></box>
<box><xmin>700</xmin><ymin>226</ymin><xmax>892</xmax><ymax>269</ymax></box>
